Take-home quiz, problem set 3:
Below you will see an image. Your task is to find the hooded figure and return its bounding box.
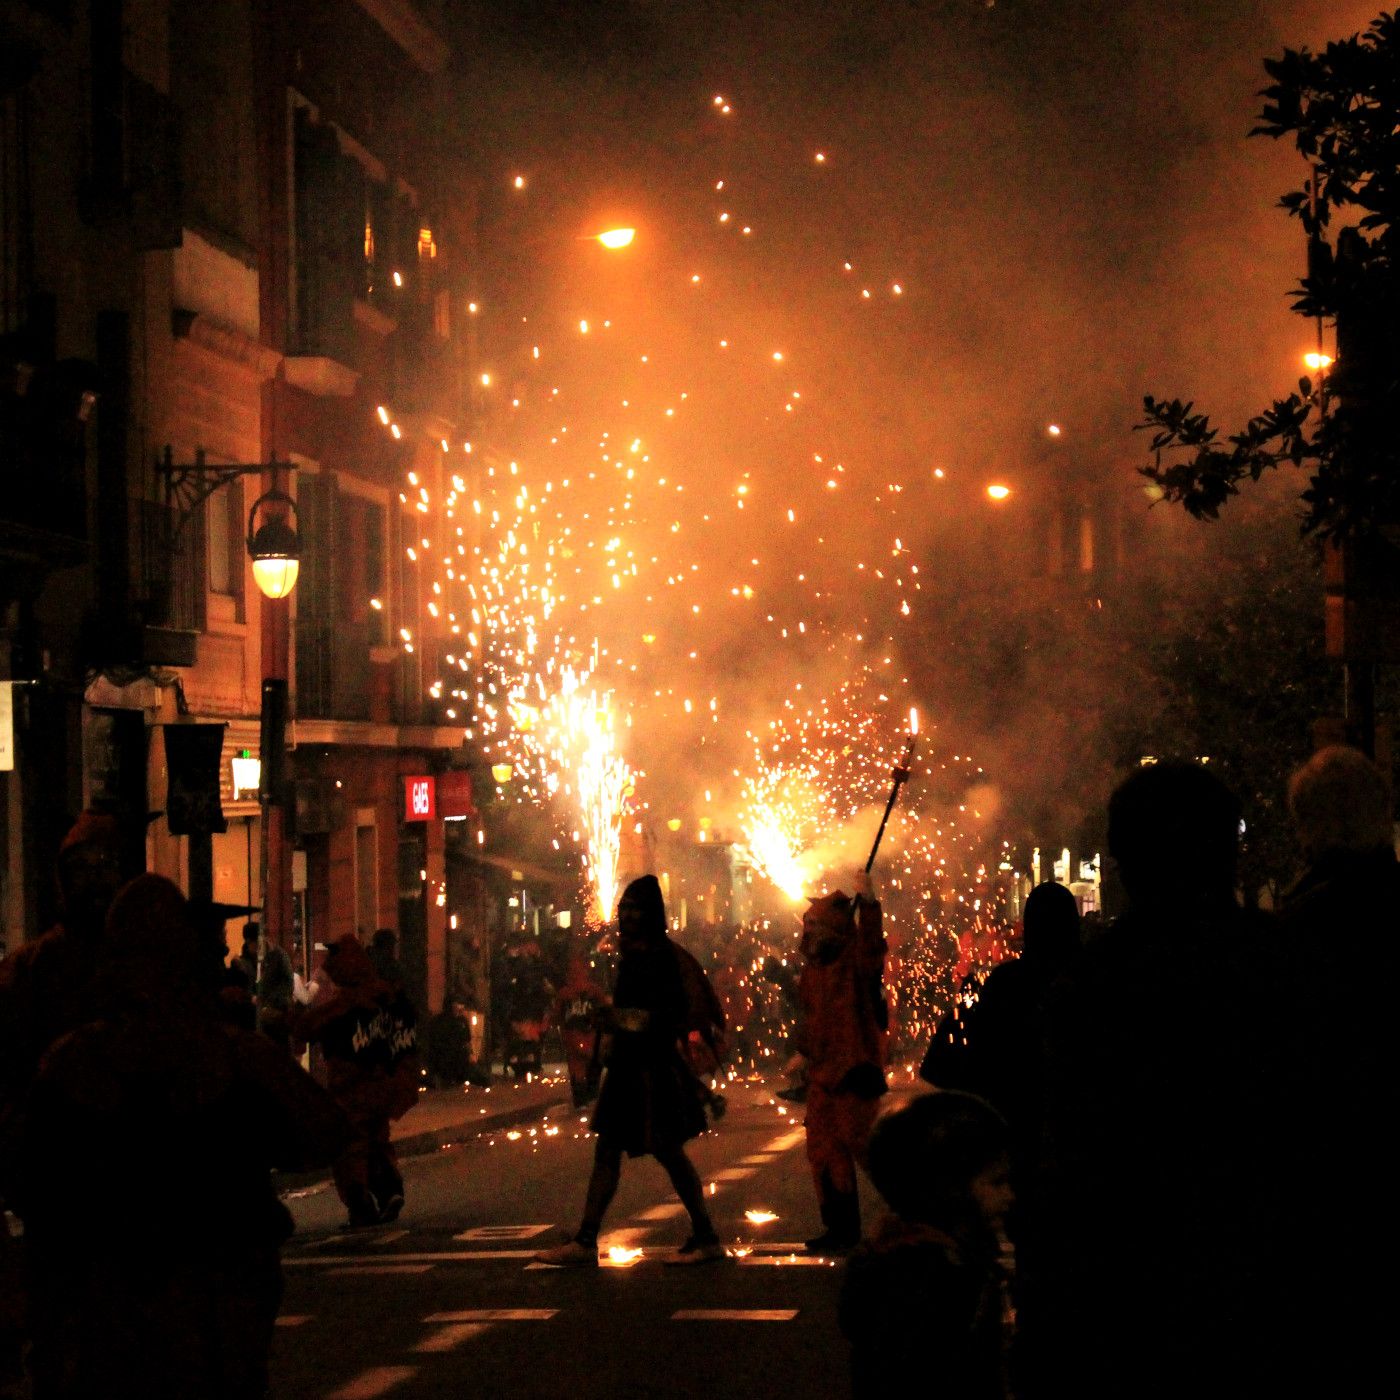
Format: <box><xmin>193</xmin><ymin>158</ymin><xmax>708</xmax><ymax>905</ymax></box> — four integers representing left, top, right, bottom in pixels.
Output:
<box><xmin>17</xmin><ymin>874</ymin><xmax>349</xmax><ymax>1400</ymax></box>
<box><xmin>292</xmin><ymin>934</ymin><xmax>420</xmax><ymax>1228</ymax></box>
<box><xmin>0</xmin><ymin>814</ymin><xmax>127</xmax><ymax>1130</ymax></box>
<box><xmin>921</xmin><ymin>881</ymin><xmax>1081</xmax><ymax>1156</ymax></box>
<box><xmin>796</xmin><ymin>875</ymin><xmax>888</xmax><ymax>1254</ymax></box>
<box><xmin>535</xmin><ymin>875</ymin><xmax>724</xmax><ymax>1267</ymax></box>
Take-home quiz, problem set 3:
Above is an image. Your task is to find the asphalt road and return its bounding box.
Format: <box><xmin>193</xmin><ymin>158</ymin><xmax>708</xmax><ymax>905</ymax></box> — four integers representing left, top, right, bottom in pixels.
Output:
<box><xmin>274</xmin><ymin>1080</ymin><xmax>877</xmax><ymax>1400</ymax></box>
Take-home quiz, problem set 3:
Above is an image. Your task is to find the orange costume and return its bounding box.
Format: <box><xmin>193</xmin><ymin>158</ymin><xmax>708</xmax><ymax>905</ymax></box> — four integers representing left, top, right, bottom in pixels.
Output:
<box><xmin>797</xmin><ymin>889</ymin><xmax>888</xmax><ymax>1252</ymax></box>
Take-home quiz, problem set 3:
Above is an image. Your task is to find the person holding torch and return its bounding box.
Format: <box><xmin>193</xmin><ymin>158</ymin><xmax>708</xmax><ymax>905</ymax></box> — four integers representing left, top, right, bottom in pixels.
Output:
<box><xmin>796</xmin><ymin>710</ymin><xmax>913</xmax><ymax>1253</ymax></box>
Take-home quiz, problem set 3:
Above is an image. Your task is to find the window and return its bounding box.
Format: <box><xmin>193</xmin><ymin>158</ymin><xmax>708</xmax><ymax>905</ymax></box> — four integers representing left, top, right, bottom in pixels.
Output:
<box><xmin>207</xmin><ymin>479</ymin><xmax>245</xmax><ymax>620</ymax></box>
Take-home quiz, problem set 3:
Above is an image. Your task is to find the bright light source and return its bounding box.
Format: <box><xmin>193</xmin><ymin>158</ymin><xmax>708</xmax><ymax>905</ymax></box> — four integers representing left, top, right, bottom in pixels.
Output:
<box><xmin>1047</xmin><ymin>423</ymin><xmax>1062</xmax><ymax>437</ymax></box>
<box><xmin>491</xmin><ymin>763</ymin><xmax>513</xmax><ymax>785</ymax></box>
<box><xmin>512</xmin><ymin>174</ymin><xmax>526</xmax><ymax>190</ymax></box>
<box><xmin>986</xmin><ymin>483</ymin><xmax>1011</xmax><ymax>501</ymax></box>
<box><xmin>909</xmin><ymin>707</ymin><xmax>919</xmax><ymax>737</ymax></box>
<box><xmin>251</xmin><ymin>556</ymin><xmax>299</xmax><ymax>599</ymax></box>
<box><xmin>1303</xmin><ymin>351</ymin><xmax>1334</xmax><ymax>371</ymax></box>
<box><xmin>596</xmin><ymin>227</ymin><xmax>636</xmax><ymax>250</ymax></box>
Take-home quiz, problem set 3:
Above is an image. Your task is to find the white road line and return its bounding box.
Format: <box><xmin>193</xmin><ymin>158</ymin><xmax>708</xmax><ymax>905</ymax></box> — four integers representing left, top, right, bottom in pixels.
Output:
<box><xmin>412</xmin><ymin>1323</ymin><xmax>490</xmax><ymax>1353</ymax></box>
<box><xmin>633</xmin><ymin>1202</ymin><xmax>687</xmax><ymax>1221</ymax></box>
<box><xmin>325</xmin><ymin>1366</ymin><xmax>417</xmax><ymax>1400</ymax></box>
<box><xmin>765</xmin><ymin>1129</ymin><xmax>806</xmax><ymax>1152</ymax></box>
<box><xmin>274</xmin><ymin>1315</ymin><xmax>312</xmax><ymax>1327</ymax></box>
<box><xmin>672</xmin><ymin>1309</ymin><xmax>798</xmax><ymax>1321</ymax></box>
<box><xmin>739</xmin><ymin>1153</ymin><xmax>779</xmax><ymax>1165</ymax></box>
<box><xmin>454</xmin><ymin>1224</ymin><xmax>553</xmax><ymax>1242</ymax></box>
<box><xmin>424</xmin><ymin>1310</ymin><xmax>558</xmax><ymax>1323</ymax></box>
<box><xmin>371</xmin><ymin>1229</ymin><xmax>410</xmax><ymax>1247</ymax></box>
<box><xmin>738</xmin><ymin>1255</ymin><xmax>835</xmax><ymax>1267</ymax></box>
<box><xmin>327</xmin><ymin>1264</ymin><xmax>435</xmax><ymax>1277</ymax></box>
<box><xmin>285</xmin><ymin>1251</ymin><xmax>538</xmax><ymax>1267</ymax></box>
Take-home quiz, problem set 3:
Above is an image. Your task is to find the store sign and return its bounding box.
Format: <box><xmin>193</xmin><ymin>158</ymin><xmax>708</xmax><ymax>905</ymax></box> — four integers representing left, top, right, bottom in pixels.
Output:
<box><xmin>404</xmin><ymin>775</ymin><xmax>436</xmax><ymax>822</ymax></box>
<box><xmin>438</xmin><ymin>768</ymin><xmax>475</xmax><ymax>820</ymax></box>
<box><xmin>0</xmin><ymin>683</ymin><xmax>12</xmax><ymax>771</ymax></box>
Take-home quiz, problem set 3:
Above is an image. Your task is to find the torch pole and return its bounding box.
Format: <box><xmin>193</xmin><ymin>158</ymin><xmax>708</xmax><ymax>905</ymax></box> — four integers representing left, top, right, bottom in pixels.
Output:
<box><xmin>865</xmin><ymin>732</ymin><xmax>917</xmax><ymax>874</ymax></box>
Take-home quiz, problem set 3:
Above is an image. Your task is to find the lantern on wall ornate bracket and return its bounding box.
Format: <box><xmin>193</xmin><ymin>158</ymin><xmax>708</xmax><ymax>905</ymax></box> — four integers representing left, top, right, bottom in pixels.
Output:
<box><xmin>246</xmin><ymin>489</ymin><xmax>301</xmax><ymax>599</ymax></box>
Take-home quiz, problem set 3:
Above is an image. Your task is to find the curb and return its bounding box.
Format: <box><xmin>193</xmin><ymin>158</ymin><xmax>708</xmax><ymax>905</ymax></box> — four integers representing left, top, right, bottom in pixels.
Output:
<box><xmin>274</xmin><ymin>1092</ymin><xmax>571</xmax><ymax>1194</ymax></box>
<box><xmin>392</xmin><ymin>1093</ymin><xmax>573</xmax><ymax>1158</ymax></box>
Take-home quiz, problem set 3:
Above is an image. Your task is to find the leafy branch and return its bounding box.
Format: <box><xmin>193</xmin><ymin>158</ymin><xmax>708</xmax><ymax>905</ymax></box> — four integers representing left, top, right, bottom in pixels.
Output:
<box><xmin>1140</xmin><ymin>12</ymin><xmax>1399</xmax><ymax>542</ymax></box>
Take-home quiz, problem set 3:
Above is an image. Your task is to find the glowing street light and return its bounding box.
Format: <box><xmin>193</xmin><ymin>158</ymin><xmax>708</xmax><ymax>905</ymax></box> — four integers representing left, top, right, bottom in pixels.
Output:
<box><xmin>1303</xmin><ymin>351</ymin><xmax>1334</xmax><ymax>372</ymax></box>
<box><xmin>595</xmin><ymin>227</ymin><xmax>637</xmax><ymax>250</ymax></box>
<box><xmin>986</xmin><ymin>483</ymin><xmax>1012</xmax><ymax>502</ymax></box>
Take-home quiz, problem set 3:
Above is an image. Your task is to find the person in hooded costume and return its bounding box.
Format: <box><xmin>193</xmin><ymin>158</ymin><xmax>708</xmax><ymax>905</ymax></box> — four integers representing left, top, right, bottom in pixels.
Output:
<box><xmin>0</xmin><ymin>813</ymin><xmax>129</xmax><ymax>1392</ymax></box>
<box><xmin>15</xmin><ymin>874</ymin><xmax>350</xmax><ymax>1400</ymax></box>
<box><xmin>796</xmin><ymin>872</ymin><xmax>888</xmax><ymax>1254</ymax></box>
<box><xmin>536</xmin><ymin>876</ymin><xmax>724</xmax><ymax>1266</ymax></box>
<box><xmin>290</xmin><ymin>933</ymin><xmax>420</xmax><ymax>1228</ymax></box>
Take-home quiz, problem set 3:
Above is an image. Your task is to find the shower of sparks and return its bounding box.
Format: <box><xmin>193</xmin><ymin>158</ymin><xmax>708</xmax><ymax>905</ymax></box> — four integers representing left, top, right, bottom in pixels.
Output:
<box><xmin>366</xmin><ymin>90</ymin><xmax>1023</xmax><ymax>1038</ymax></box>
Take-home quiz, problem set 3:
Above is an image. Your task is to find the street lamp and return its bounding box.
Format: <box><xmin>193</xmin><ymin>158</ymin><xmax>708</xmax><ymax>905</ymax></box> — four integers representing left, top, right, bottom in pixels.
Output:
<box><xmin>246</xmin><ymin>489</ymin><xmax>302</xmax><ymax>599</ymax></box>
<box><xmin>594</xmin><ymin>227</ymin><xmax>636</xmax><ymax>250</ymax></box>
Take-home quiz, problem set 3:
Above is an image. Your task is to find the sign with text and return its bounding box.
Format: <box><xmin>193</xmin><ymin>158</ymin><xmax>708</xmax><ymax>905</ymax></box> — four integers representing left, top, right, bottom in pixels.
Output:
<box><xmin>403</xmin><ymin>775</ymin><xmax>436</xmax><ymax>822</ymax></box>
<box><xmin>0</xmin><ymin>683</ymin><xmax>12</xmax><ymax>771</ymax></box>
<box><xmin>437</xmin><ymin>768</ymin><xmax>475</xmax><ymax>820</ymax></box>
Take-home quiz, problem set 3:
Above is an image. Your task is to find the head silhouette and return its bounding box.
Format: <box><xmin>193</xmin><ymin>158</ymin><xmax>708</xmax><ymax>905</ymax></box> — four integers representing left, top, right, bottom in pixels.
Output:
<box><xmin>866</xmin><ymin>1091</ymin><xmax>1010</xmax><ymax>1236</ymax></box>
<box><xmin>1108</xmin><ymin>761</ymin><xmax>1240</xmax><ymax>909</ymax></box>
<box><xmin>1021</xmin><ymin>881</ymin><xmax>1081</xmax><ymax>967</ymax></box>
<box><xmin>617</xmin><ymin>875</ymin><xmax>667</xmax><ymax>953</ymax></box>
<box><xmin>1288</xmin><ymin>745</ymin><xmax>1393</xmax><ymax>862</ymax></box>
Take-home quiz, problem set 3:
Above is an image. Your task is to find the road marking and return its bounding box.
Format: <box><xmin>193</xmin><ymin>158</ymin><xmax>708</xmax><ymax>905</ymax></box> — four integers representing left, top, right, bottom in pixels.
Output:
<box><xmin>371</xmin><ymin>1229</ymin><xmax>410</xmax><ymax>1246</ymax></box>
<box><xmin>710</xmin><ymin>1167</ymin><xmax>754</xmax><ymax>1182</ymax></box>
<box><xmin>326</xmin><ymin>1366</ymin><xmax>417</xmax><ymax>1399</ymax></box>
<box><xmin>424</xmin><ymin>1310</ymin><xmax>558</xmax><ymax>1323</ymax></box>
<box><xmin>672</xmin><ymin>1309</ymin><xmax>798</xmax><ymax>1321</ymax></box>
<box><xmin>413</xmin><ymin>1323</ymin><xmax>490</xmax><ymax>1353</ymax></box>
<box><xmin>739</xmin><ymin>1153</ymin><xmax>779</xmax><ymax>1165</ymax></box>
<box><xmin>454</xmin><ymin>1224</ymin><xmax>554</xmax><ymax>1242</ymax></box>
<box><xmin>633</xmin><ymin>1202</ymin><xmax>687</xmax><ymax>1221</ymax></box>
<box><xmin>738</xmin><ymin>1255</ymin><xmax>834</xmax><ymax>1267</ymax></box>
<box><xmin>765</xmin><ymin>1129</ymin><xmax>806</xmax><ymax>1152</ymax></box>
<box><xmin>274</xmin><ymin>1315</ymin><xmax>312</xmax><ymax>1327</ymax></box>
<box><xmin>327</xmin><ymin>1264</ymin><xmax>434</xmax><ymax>1277</ymax></box>
<box><xmin>285</xmin><ymin>1251</ymin><xmax>538</xmax><ymax>1267</ymax></box>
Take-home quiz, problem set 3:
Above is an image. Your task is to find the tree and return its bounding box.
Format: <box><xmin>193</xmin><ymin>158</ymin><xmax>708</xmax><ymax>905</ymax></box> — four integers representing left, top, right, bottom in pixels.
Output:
<box><xmin>1139</xmin><ymin>12</ymin><xmax>1399</xmax><ymax>543</ymax></box>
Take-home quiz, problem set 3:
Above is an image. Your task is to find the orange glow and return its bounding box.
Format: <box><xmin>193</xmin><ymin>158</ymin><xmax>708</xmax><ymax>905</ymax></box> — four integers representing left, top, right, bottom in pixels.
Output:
<box><xmin>986</xmin><ymin>484</ymin><xmax>1011</xmax><ymax>501</ymax></box>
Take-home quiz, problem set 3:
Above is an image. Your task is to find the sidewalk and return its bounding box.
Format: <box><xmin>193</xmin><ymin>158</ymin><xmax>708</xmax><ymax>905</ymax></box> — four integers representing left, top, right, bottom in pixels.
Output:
<box><xmin>391</xmin><ymin>1071</ymin><xmax>572</xmax><ymax>1156</ymax></box>
<box><xmin>274</xmin><ymin>1070</ymin><xmax>571</xmax><ymax>1194</ymax></box>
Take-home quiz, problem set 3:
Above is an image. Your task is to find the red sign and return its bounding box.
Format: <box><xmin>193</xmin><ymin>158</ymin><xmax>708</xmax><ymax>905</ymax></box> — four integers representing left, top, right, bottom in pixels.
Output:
<box><xmin>437</xmin><ymin>768</ymin><xmax>475</xmax><ymax>819</ymax></box>
<box><xmin>404</xmin><ymin>775</ymin><xmax>436</xmax><ymax>822</ymax></box>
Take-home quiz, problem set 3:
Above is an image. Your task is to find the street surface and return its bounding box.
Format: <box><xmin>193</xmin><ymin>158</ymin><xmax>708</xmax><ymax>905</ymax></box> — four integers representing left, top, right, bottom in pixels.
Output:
<box><xmin>275</xmin><ymin>1080</ymin><xmax>874</xmax><ymax>1400</ymax></box>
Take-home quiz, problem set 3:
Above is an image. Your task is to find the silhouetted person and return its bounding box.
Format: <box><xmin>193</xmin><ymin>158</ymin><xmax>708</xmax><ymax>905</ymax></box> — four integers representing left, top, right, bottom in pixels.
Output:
<box><xmin>367</xmin><ymin>927</ymin><xmax>407</xmax><ymax>992</ymax></box>
<box><xmin>0</xmin><ymin>812</ymin><xmax>128</xmax><ymax>1387</ymax></box>
<box><xmin>544</xmin><ymin>952</ymin><xmax>609</xmax><ymax>1107</ymax></box>
<box><xmin>797</xmin><ymin>872</ymin><xmax>887</xmax><ymax>1253</ymax></box>
<box><xmin>922</xmin><ymin>882</ymin><xmax>1080</xmax><ymax>1167</ymax></box>
<box><xmin>1277</xmin><ymin>745</ymin><xmax>1396</xmax><ymax>1393</ymax></box>
<box><xmin>1022</xmin><ymin>762</ymin><xmax>1294</xmax><ymax>1400</ymax></box>
<box><xmin>0</xmin><ymin>813</ymin><xmax>127</xmax><ymax>1143</ymax></box>
<box><xmin>290</xmin><ymin>934</ymin><xmax>420</xmax><ymax>1228</ymax></box>
<box><xmin>15</xmin><ymin>874</ymin><xmax>350</xmax><ymax>1400</ymax></box>
<box><xmin>535</xmin><ymin>876</ymin><xmax>723</xmax><ymax>1266</ymax></box>
<box><xmin>840</xmin><ymin>1092</ymin><xmax>1013</xmax><ymax>1400</ymax></box>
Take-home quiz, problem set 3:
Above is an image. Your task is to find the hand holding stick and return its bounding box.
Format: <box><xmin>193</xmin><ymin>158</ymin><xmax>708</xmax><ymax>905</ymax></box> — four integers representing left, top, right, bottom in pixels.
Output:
<box><xmin>865</xmin><ymin>708</ymin><xmax>919</xmax><ymax>875</ymax></box>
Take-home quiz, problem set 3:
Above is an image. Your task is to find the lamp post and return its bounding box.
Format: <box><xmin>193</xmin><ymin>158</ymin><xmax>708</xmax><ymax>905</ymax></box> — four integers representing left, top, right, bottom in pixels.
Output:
<box><xmin>156</xmin><ymin>450</ymin><xmax>302</xmax><ymax>926</ymax></box>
